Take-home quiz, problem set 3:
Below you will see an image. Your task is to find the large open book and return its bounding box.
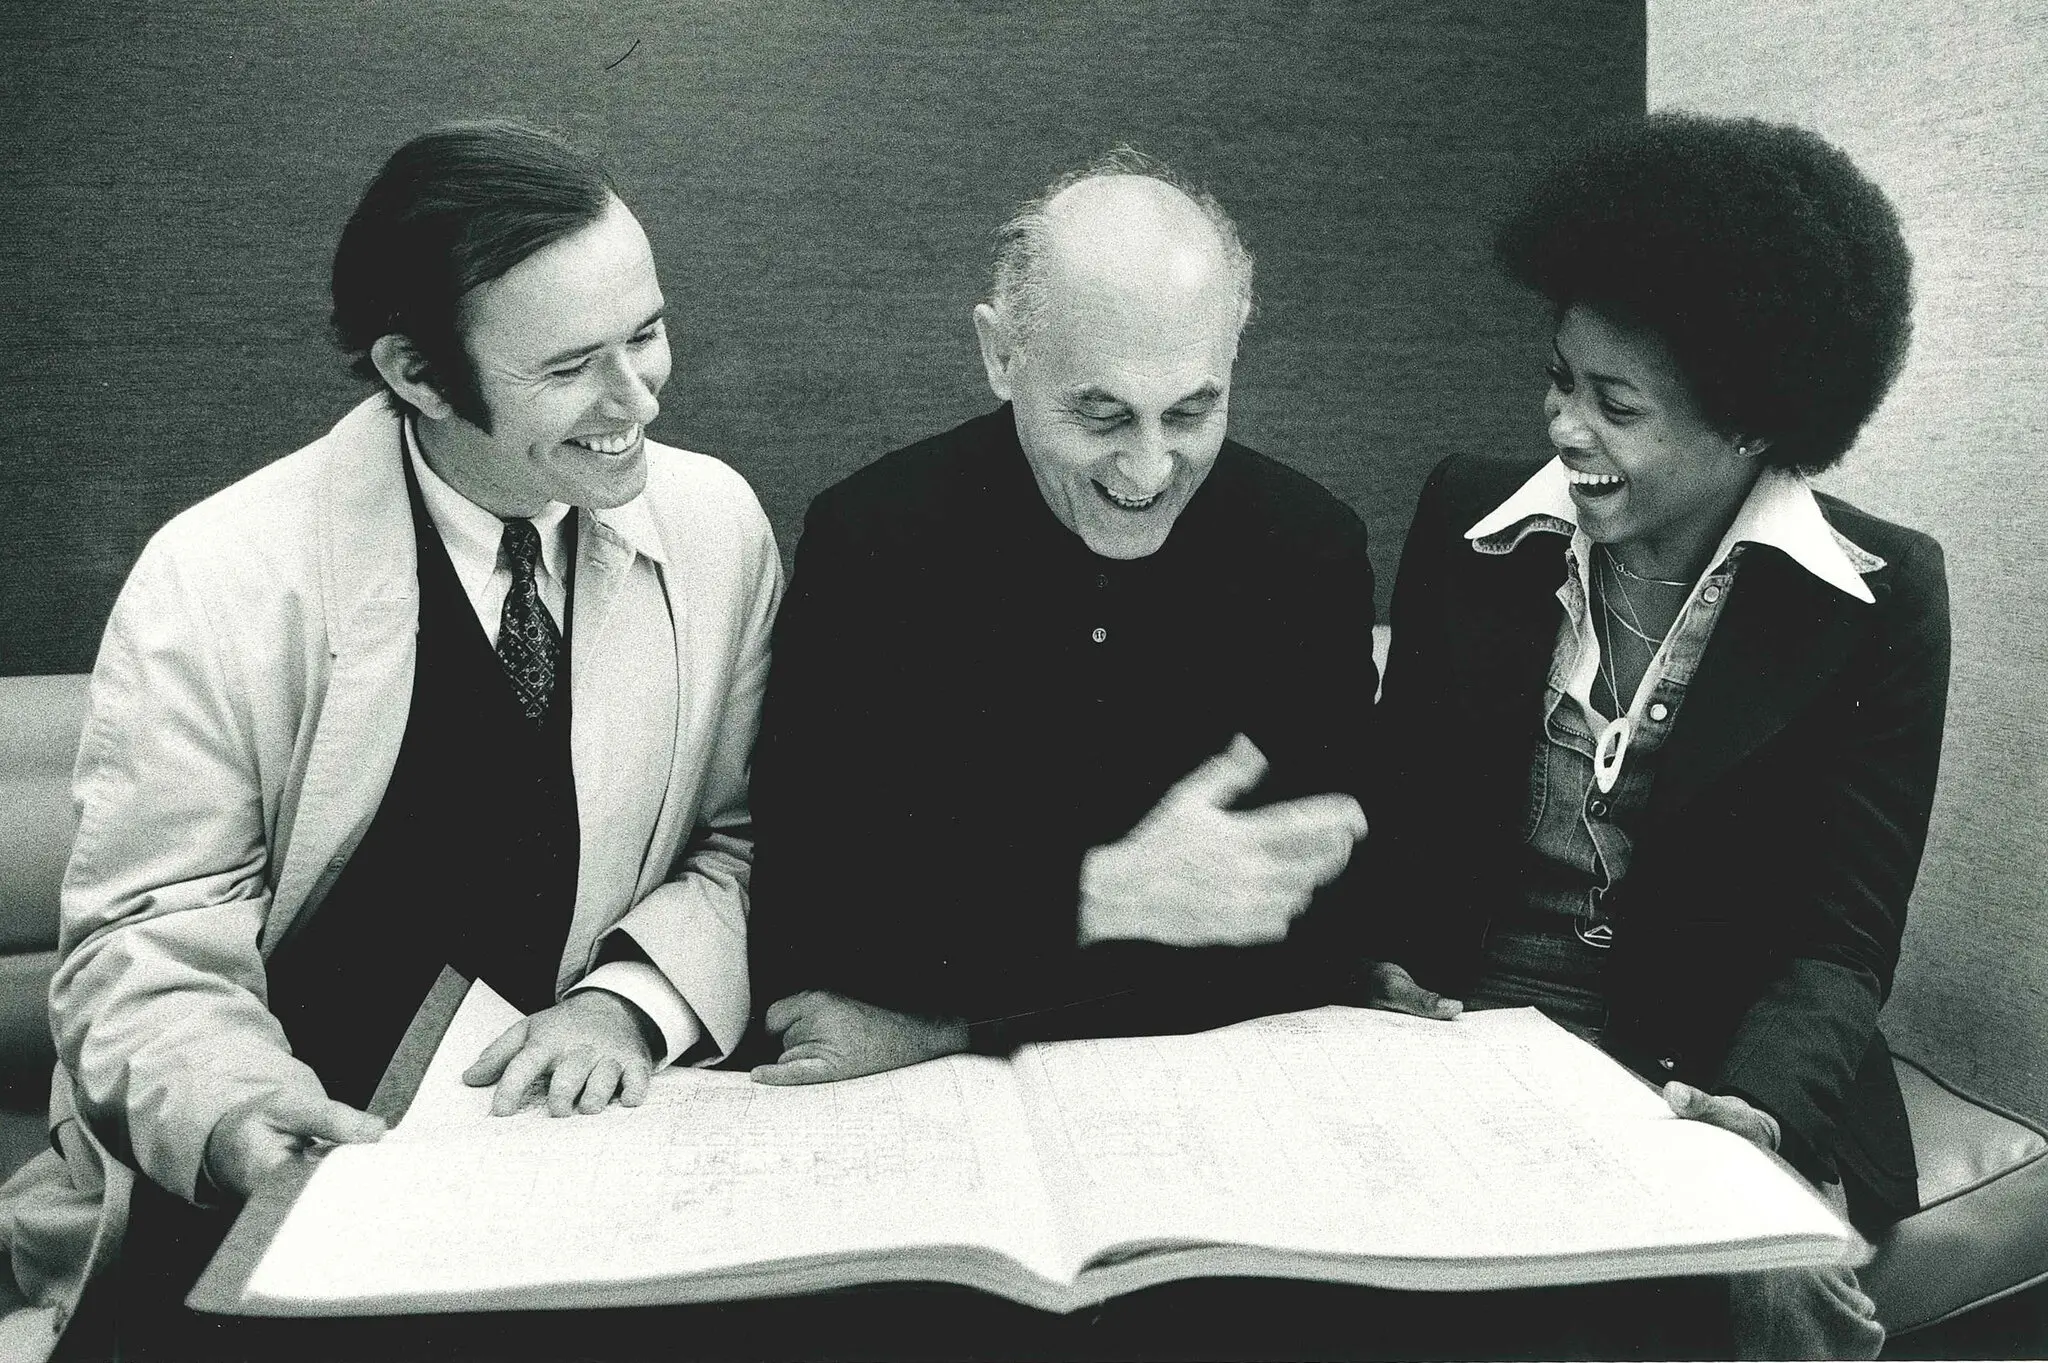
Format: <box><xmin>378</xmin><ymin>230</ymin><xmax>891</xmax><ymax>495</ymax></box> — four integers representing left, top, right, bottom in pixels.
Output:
<box><xmin>191</xmin><ymin>978</ymin><xmax>1862</xmax><ymax>1317</ymax></box>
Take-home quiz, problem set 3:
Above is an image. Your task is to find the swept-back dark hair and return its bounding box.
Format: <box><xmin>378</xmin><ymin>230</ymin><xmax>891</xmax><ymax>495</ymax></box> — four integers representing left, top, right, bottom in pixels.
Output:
<box><xmin>330</xmin><ymin>118</ymin><xmax>617</xmax><ymax>427</ymax></box>
<box><xmin>1495</xmin><ymin>112</ymin><xmax>1913</xmax><ymax>474</ymax></box>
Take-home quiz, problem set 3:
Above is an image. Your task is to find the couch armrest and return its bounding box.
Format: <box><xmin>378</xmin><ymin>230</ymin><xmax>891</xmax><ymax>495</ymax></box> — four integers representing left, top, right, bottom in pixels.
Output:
<box><xmin>1863</xmin><ymin>1054</ymin><xmax>2048</xmax><ymax>1334</ymax></box>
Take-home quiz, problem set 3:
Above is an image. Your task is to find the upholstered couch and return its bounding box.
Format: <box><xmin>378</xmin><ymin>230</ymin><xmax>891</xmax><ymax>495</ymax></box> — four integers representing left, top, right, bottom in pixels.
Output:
<box><xmin>0</xmin><ymin>666</ymin><xmax>2043</xmax><ymax>1342</ymax></box>
<box><xmin>0</xmin><ymin>678</ymin><xmax>76</xmax><ymax>1188</ymax></box>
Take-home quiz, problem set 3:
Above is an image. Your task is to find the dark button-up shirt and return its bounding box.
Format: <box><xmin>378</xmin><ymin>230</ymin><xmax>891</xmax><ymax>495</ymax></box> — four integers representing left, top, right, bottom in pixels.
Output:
<box><xmin>747</xmin><ymin>406</ymin><xmax>1379</xmax><ymax>1053</ymax></box>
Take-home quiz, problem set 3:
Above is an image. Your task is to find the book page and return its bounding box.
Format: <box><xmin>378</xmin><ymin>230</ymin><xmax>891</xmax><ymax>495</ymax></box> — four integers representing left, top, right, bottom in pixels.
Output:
<box><xmin>245</xmin><ymin>982</ymin><xmax>1066</xmax><ymax>1310</ymax></box>
<box><xmin>381</xmin><ymin>974</ymin><xmax>525</xmax><ymax>1136</ymax></box>
<box><xmin>1013</xmin><ymin>1006</ymin><xmax>1848</xmax><ymax>1273</ymax></box>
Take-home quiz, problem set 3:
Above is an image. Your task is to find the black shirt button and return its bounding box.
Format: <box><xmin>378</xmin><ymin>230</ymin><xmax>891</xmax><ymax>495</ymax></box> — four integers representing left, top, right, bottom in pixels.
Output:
<box><xmin>1090</xmin><ymin>627</ymin><xmax>1107</xmax><ymax>644</ymax></box>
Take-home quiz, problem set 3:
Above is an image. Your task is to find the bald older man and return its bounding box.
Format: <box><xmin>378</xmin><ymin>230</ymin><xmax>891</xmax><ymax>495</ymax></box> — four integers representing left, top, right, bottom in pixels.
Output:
<box><xmin>746</xmin><ymin>150</ymin><xmax>1389</xmax><ymax>1081</ymax></box>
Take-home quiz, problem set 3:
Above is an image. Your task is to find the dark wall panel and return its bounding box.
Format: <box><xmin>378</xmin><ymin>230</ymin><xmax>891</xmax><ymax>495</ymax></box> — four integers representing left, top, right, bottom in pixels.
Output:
<box><xmin>1</xmin><ymin>1</ymin><xmax>1643</xmax><ymax>674</ymax></box>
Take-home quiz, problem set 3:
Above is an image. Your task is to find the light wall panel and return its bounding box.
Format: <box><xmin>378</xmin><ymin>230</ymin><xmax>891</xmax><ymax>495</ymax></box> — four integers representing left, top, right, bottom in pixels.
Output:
<box><xmin>1649</xmin><ymin>1</ymin><xmax>2048</xmax><ymax>1119</ymax></box>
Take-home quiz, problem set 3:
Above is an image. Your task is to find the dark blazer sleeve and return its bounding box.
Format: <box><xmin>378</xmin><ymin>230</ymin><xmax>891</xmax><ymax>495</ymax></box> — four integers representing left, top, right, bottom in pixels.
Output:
<box><xmin>1357</xmin><ymin>458</ymin><xmax>1485</xmax><ymax>983</ymax></box>
<box><xmin>1714</xmin><ymin>531</ymin><xmax>1951</xmax><ymax>1189</ymax></box>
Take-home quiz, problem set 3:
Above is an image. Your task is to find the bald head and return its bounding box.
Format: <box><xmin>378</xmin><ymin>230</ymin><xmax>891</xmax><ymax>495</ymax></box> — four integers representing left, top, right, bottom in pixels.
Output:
<box><xmin>986</xmin><ymin>148</ymin><xmax>1255</xmax><ymax>349</ymax></box>
<box><xmin>1028</xmin><ymin>175</ymin><xmax>1245</xmax><ymax>351</ymax></box>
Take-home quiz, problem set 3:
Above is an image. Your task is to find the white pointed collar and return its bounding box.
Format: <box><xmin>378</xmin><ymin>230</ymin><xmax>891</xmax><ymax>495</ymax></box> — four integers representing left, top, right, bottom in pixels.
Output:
<box><xmin>1463</xmin><ymin>457</ymin><xmax>1883</xmax><ymax>603</ymax></box>
<box><xmin>402</xmin><ymin>416</ymin><xmax>668</xmax><ymax>568</ymax></box>
<box><xmin>403</xmin><ymin>417</ymin><xmax>573</xmax><ymax>584</ymax></box>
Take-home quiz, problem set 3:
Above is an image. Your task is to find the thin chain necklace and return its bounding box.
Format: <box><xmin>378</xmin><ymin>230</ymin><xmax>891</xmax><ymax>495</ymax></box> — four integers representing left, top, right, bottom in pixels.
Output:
<box><xmin>1603</xmin><ymin>567</ymin><xmax>1665</xmax><ymax>646</ymax></box>
<box><xmin>1595</xmin><ymin>585</ymin><xmax>1623</xmax><ymax>720</ymax></box>
<box><xmin>1603</xmin><ymin>545</ymin><xmax>1690</xmax><ymax>588</ymax></box>
<box><xmin>1600</xmin><ymin>545</ymin><xmax>1687</xmax><ymax>642</ymax></box>
<box><xmin>1593</xmin><ymin>548</ymin><xmax>1681</xmax><ymax>715</ymax></box>
<box><xmin>1593</xmin><ymin>553</ymin><xmax>1630</xmax><ymax>719</ymax></box>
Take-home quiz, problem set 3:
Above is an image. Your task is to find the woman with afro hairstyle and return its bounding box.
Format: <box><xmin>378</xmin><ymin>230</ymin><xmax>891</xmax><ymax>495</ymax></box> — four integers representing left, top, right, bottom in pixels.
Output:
<box><xmin>1360</xmin><ymin>113</ymin><xmax>1946</xmax><ymax>1358</ymax></box>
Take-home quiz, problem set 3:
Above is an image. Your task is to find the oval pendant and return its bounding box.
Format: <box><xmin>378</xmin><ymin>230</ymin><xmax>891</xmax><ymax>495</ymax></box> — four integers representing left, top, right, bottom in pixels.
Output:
<box><xmin>1594</xmin><ymin>716</ymin><xmax>1632</xmax><ymax>794</ymax></box>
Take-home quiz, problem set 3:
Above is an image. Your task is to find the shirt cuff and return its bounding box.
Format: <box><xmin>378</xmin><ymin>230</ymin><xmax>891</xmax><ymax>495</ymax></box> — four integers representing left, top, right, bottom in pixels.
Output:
<box><xmin>569</xmin><ymin>962</ymin><xmax>704</xmax><ymax>1069</ymax></box>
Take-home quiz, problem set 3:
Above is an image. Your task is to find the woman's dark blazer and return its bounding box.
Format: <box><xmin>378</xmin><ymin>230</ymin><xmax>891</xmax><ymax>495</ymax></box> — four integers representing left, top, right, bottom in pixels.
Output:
<box><xmin>1369</xmin><ymin>454</ymin><xmax>1951</xmax><ymax>1230</ymax></box>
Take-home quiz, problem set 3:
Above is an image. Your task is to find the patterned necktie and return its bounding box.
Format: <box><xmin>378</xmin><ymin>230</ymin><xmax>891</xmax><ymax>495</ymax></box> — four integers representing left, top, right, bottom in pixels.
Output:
<box><xmin>496</xmin><ymin>518</ymin><xmax>560</xmax><ymax>723</ymax></box>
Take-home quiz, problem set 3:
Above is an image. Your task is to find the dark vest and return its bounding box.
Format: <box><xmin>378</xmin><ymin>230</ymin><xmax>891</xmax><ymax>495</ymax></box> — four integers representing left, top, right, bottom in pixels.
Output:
<box><xmin>266</xmin><ymin>458</ymin><xmax>580</xmax><ymax>1109</ymax></box>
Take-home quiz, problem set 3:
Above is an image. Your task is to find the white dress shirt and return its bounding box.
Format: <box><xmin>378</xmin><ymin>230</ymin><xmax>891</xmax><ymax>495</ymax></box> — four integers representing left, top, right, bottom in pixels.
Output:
<box><xmin>404</xmin><ymin>422</ymin><xmax>701</xmax><ymax>1066</ymax></box>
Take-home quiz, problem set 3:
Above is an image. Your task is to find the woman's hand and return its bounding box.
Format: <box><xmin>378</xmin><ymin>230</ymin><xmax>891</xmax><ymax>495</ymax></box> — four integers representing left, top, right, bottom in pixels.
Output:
<box><xmin>1359</xmin><ymin>961</ymin><xmax>1462</xmax><ymax>1020</ymax></box>
<box><xmin>1663</xmin><ymin>1081</ymin><xmax>1782</xmax><ymax>1152</ymax></box>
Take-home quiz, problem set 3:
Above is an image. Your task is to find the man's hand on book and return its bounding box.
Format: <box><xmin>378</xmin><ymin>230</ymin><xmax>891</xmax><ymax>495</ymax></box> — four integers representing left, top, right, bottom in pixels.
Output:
<box><xmin>1358</xmin><ymin>961</ymin><xmax>1462</xmax><ymax>1021</ymax></box>
<box><xmin>1078</xmin><ymin>734</ymin><xmax>1367</xmax><ymax>949</ymax></box>
<box><xmin>1662</xmin><ymin>1082</ymin><xmax>1782</xmax><ymax>1152</ymax></box>
<box><xmin>463</xmin><ymin>990</ymin><xmax>654</xmax><ymax>1117</ymax></box>
<box><xmin>751</xmin><ymin>991</ymin><xmax>969</xmax><ymax>1085</ymax></box>
<box><xmin>203</xmin><ymin>1086</ymin><xmax>386</xmax><ymax>1201</ymax></box>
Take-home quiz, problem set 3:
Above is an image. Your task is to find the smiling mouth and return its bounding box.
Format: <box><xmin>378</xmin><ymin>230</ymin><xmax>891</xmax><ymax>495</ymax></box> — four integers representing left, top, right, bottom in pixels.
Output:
<box><xmin>566</xmin><ymin>424</ymin><xmax>643</xmax><ymax>455</ymax></box>
<box><xmin>1093</xmin><ymin>480</ymin><xmax>1163</xmax><ymax>511</ymax></box>
<box><xmin>1565</xmin><ymin>468</ymin><xmax>1626</xmax><ymax>499</ymax></box>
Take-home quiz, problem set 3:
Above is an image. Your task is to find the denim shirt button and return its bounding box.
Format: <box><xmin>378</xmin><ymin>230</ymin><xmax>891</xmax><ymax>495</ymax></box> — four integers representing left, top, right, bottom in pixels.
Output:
<box><xmin>1588</xmin><ymin>798</ymin><xmax>1610</xmax><ymax>819</ymax></box>
<box><xmin>1702</xmin><ymin>585</ymin><xmax>1721</xmax><ymax>603</ymax></box>
<box><xmin>1648</xmin><ymin>702</ymin><xmax>1669</xmax><ymax>722</ymax></box>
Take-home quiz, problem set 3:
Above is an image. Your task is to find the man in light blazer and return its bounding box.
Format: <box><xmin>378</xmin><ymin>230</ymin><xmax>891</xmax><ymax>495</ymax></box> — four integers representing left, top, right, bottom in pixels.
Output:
<box><xmin>1</xmin><ymin>120</ymin><xmax>779</xmax><ymax>1353</ymax></box>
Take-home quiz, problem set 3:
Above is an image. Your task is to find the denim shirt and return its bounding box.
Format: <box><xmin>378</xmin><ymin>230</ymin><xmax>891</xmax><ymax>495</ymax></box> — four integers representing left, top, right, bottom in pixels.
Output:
<box><xmin>1465</xmin><ymin>463</ymin><xmax>1887</xmax><ymax>937</ymax></box>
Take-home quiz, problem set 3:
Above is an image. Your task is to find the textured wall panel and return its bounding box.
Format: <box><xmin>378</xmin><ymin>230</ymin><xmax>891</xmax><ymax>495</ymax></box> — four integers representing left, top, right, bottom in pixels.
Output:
<box><xmin>1649</xmin><ymin>2</ymin><xmax>2048</xmax><ymax>1120</ymax></box>
<box><xmin>0</xmin><ymin>1</ymin><xmax>1643</xmax><ymax>674</ymax></box>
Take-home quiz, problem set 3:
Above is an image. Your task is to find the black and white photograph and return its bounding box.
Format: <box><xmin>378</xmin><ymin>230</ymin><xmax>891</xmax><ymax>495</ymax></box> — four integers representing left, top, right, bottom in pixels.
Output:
<box><xmin>1</xmin><ymin>3</ymin><xmax>2043</xmax><ymax>1359</ymax></box>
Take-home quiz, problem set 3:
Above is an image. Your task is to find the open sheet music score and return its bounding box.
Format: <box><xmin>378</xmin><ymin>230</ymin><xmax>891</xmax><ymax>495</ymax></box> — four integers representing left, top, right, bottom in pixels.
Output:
<box><xmin>194</xmin><ymin>979</ymin><xmax>1863</xmax><ymax>1317</ymax></box>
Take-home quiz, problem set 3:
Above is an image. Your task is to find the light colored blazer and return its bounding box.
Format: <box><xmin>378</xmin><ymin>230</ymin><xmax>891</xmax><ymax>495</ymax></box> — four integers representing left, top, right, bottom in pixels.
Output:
<box><xmin>4</xmin><ymin>397</ymin><xmax>780</xmax><ymax>1325</ymax></box>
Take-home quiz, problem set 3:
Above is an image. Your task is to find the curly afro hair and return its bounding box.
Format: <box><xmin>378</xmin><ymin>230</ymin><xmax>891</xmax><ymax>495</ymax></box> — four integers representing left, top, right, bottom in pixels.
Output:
<box><xmin>1495</xmin><ymin>112</ymin><xmax>1913</xmax><ymax>474</ymax></box>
